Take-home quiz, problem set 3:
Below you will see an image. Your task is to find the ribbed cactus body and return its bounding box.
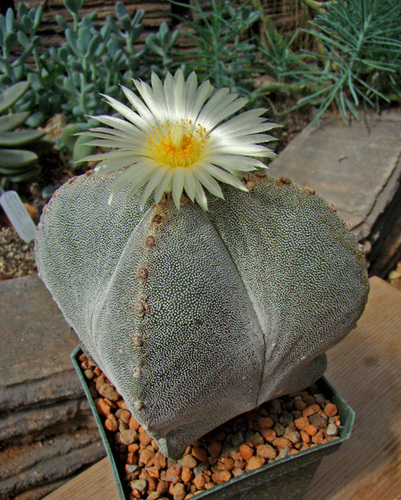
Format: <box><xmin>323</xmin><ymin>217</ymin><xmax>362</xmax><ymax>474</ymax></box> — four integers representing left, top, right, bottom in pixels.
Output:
<box><xmin>35</xmin><ymin>172</ymin><xmax>369</xmax><ymax>458</ymax></box>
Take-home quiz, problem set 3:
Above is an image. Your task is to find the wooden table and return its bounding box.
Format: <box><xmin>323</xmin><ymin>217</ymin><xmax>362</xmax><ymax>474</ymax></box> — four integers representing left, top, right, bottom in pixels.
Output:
<box><xmin>45</xmin><ymin>277</ymin><xmax>401</xmax><ymax>500</ymax></box>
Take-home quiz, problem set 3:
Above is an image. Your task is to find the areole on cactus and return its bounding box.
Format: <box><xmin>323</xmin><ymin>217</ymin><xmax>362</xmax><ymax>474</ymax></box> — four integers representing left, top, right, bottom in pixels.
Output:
<box><xmin>35</xmin><ymin>70</ymin><xmax>369</xmax><ymax>459</ymax></box>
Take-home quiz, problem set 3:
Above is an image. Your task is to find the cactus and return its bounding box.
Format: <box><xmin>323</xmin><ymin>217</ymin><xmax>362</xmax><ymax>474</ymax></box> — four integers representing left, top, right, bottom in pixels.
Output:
<box><xmin>35</xmin><ymin>71</ymin><xmax>369</xmax><ymax>459</ymax></box>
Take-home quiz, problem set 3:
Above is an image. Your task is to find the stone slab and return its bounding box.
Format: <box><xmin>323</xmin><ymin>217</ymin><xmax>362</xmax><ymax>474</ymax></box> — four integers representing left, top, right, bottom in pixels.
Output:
<box><xmin>0</xmin><ymin>429</ymin><xmax>105</xmax><ymax>499</ymax></box>
<box><xmin>0</xmin><ymin>370</ymin><xmax>85</xmax><ymax>413</ymax></box>
<box><xmin>269</xmin><ymin>110</ymin><xmax>401</xmax><ymax>241</ymax></box>
<box><xmin>0</xmin><ymin>427</ymin><xmax>102</xmax><ymax>483</ymax></box>
<box><xmin>0</xmin><ymin>275</ymin><xmax>82</xmax><ymax>410</ymax></box>
<box><xmin>0</xmin><ymin>398</ymin><xmax>93</xmax><ymax>444</ymax></box>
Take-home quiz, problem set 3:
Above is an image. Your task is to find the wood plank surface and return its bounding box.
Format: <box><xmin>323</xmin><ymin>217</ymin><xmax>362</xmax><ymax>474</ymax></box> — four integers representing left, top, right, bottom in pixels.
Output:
<box><xmin>44</xmin><ymin>277</ymin><xmax>401</xmax><ymax>500</ymax></box>
<box><xmin>44</xmin><ymin>457</ymin><xmax>119</xmax><ymax>500</ymax></box>
<box><xmin>305</xmin><ymin>276</ymin><xmax>401</xmax><ymax>500</ymax></box>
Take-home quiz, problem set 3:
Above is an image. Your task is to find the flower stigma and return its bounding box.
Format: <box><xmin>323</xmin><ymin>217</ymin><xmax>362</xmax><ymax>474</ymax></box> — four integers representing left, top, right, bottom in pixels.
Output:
<box><xmin>148</xmin><ymin>119</ymin><xmax>207</xmax><ymax>169</ymax></box>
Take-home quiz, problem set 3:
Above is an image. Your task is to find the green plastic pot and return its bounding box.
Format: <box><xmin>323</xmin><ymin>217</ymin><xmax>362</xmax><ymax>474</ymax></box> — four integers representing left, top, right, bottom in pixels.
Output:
<box><xmin>71</xmin><ymin>345</ymin><xmax>354</xmax><ymax>500</ymax></box>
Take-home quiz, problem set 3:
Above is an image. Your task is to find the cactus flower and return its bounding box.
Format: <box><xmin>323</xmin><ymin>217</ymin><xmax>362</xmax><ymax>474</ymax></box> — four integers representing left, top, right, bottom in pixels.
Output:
<box><xmin>35</xmin><ymin>71</ymin><xmax>369</xmax><ymax>459</ymax></box>
<box><xmin>80</xmin><ymin>70</ymin><xmax>277</xmax><ymax>210</ymax></box>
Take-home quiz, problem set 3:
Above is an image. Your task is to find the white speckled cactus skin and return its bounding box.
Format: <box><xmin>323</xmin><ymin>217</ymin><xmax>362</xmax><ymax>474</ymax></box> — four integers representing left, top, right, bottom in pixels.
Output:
<box><xmin>35</xmin><ymin>172</ymin><xmax>369</xmax><ymax>458</ymax></box>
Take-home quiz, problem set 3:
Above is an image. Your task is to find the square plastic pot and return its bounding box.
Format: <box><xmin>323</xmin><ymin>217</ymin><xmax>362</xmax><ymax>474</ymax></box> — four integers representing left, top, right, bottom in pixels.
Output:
<box><xmin>71</xmin><ymin>345</ymin><xmax>354</xmax><ymax>500</ymax></box>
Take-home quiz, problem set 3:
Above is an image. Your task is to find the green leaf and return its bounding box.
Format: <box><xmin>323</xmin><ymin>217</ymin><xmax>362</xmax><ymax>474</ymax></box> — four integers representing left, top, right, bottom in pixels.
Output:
<box><xmin>88</xmin><ymin>33</ymin><xmax>101</xmax><ymax>56</ymax></box>
<box><xmin>25</xmin><ymin>111</ymin><xmax>45</xmax><ymax>128</ymax></box>
<box><xmin>4</xmin><ymin>32</ymin><xmax>17</xmax><ymax>51</ymax></box>
<box><xmin>0</xmin><ymin>82</ymin><xmax>31</xmax><ymax>114</ymax></box>
<box><xmin>61</xmin><ymin>122</ymin><xmax>90</xmax><ymax>151</ymax></box>
<box><xmin>115</xmin><ymin>2</ymin><xmax>128</xmax><ymax>20</ymax></box>
<box><xmin>7</xmin><ymin>165</ymin><xmax>41</xmax><ymax>182</ymax></box>
<box><xmin>33</xmin><ymin>6</ymin><xmax>44</xmax><ymax>30</ymax></box>
<box><xmin>0</xmin><ymin>148</ymin><xmax>37</xmax><ymax>168</ymax></box>
<box><xmin>5</xmin><ymin>7</ymin><xmax>15</xmax><ymax>33</ymax></box>
<box><xmin>56</xmin><ymin>14</ymin><xmax>69</xmax><ymax>29</ymax></box>
<box><xmin>17</xmin><ymin>31</ymin><xmax>30</xmax><ymax>48</ymax></box>
<box><xmin>65</xmin><ymin>28</ymin><xmax>78</xmax><ymax>54</ymax></box>
<box><xmin>64</xmin><ymin>0</ymin><xmax>80</xmax><ymax>15</ymax></box>
<box><xmin>0</xmin><ymin>163</ymin><xmax>35</xmax><ymax>174</ymax></box>
<box><xmin>22</xmin><ymin>15</ymin><xmax>33</xmax><ymax>33</ymax></box>
<box><xmin>72</xmin><ymin>134</ymin><xmax>94</xmax><ymax>164</ymax></box>
<box><xmin>0</xmin><ymin>111</ymin><xmax>30</xmax><ymax>132</ymax></box>
<box><xmin>0</xmin><ymin>129</ymin><xmax>46</xmax><ymax>147</ymax></box>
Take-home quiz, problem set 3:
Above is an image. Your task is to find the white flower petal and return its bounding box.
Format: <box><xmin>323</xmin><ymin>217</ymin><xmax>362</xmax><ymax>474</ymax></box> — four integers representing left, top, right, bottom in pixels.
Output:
<box><xmin>173</xmin><ymin>70</ymin><xmax>186</xmax><ymax>117</ymax></box>
<box><xmin>183</xmin><ymin>169</ymin><xmax>197</xmax><ymax>202</ymax></box>
<box><xmin>215</xmin><ymin>109</ymin><xmax>275</xmax><ymax>135</ymax></box>
<box><xmin>121</xmin><ymin>86</ymin><xmax>157</xmax><ymax>128</ymax></box>
<box><xmin>210</xmin><ymin>155</ymin><xmax>268</xmax><ymax>171</ymax></box>
<box><xmin>83</xmin><ymin>138</ymin><xmax>144</xmax><ymax>149</ymax></box>
<box><xmin>101</xmin><ymin>94</ymin><xmax>147</xmax><ymax>129</ymax></box>
<box><xmin>184</xmin><ymin>72</ymin><xmax>198</xmax><ymax>117</ymax></box>
<box><xmin>162</xmin><ymin>71</ymin><xmax>175</xmax><ymax>118</ymax></box>
<box><xmin>82</xmin><ymin>69</ymin><xmax>277</xmax><ymax>211</ymax></box>
<box><xmin>202</xmin><ymin>163</ymin><xmax>248</xmax><ymax>192</ymax></box>
<box><xmin>154</xmin><ymin>170</ymin><xmax>174</xmax><ymax>203</ymax></box>
<box><xmin>95</xmin><ymin>157</ymin><xmax>135</xmax><ymax>172</ymax></box>
<box><xmin>110</xmin><ymin>163</ymin><xmax>153</xmax><ymax>194</ymax></box>
<box><xmin>193</xmin><ymin>168</ymin><xmax>224</xmax><ymax>199</ymax></box>
<box><xmin>202</xmin><ymin>97</ymin><xmax>249</xmax><ymax>132</ymax></box>
<box><xmin>193</xmin><ymin>177</ymin><xmax>209</xmax><ymax>211</ymax></box>
<box><xmin>188</xmin><ymin>79</ymin><xmax>214</xmax><ymax>122</ymax></box>
<box><xmin>134</xmin><ymin>79</ymin><xmax>166</xmax><ymax>123</ymax></box>
<box><xmin>207</xmin><ymin>142</ymin><xmax>274</xmax><ymax>156</ymax></box>
<box><xmin>88</xmin><ymin>114</ymin><xmax>142</xmax><ymax>136</ymax></box>
<box><xmin>151</xmin><ymin>72</ymin><xmax>170</xmax><ymax>118</ymax></box>
<box><xmin>82</xmin><ymin>129</ymin><xmax>144</xmax><ymax>145</ymax></box>
<box><xmin>172</xmin><ymin>168</ymin><xmax>185</xmax><ymax>209</ymax></box>
<box><xmin>140</xmin><ymin>168</ymin><xmax>167</xmax><ymax>209</ymax></box>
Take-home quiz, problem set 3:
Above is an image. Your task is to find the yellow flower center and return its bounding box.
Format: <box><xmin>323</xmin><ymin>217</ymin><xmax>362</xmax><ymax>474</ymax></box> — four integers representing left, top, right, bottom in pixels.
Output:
<box><xmin>148</xmin><ymin>119</ymin><xmax>208</xmax><ymax>168</ymax></box>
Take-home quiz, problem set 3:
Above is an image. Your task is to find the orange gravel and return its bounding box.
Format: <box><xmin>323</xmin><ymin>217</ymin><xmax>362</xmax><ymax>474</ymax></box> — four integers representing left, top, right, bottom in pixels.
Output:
<box><xmin>79</xmin><ymin>353</ymin><xmax>342</xmax><ymax>500</ymax></box>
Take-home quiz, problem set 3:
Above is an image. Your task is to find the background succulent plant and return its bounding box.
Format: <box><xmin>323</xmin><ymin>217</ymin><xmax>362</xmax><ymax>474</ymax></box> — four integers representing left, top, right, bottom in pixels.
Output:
<box><xmin>35</xmin><ymin>172</ymin><xmax>369</xmax><ymax>459</ymax></box>
<box><xmin>0</xmin><ymin>81</ymin><xmax>46</xmax><ymax>188</ymax></box>
<box><xmin>0</xmin><ymin>1</ymin><xmax>179</xmax><ymax>126</ymax></box>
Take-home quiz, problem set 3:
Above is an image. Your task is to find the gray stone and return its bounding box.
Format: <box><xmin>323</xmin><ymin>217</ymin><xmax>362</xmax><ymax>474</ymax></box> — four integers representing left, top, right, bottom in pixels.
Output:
<box><xmin>245</xmin><ymin>430</ymin><xmax>264</xmax><ymax>446</ymax></box>
<box><xmin>0</xmin><ymin>275</ymin><xmax>77</xmax><ymax>383</ymax></box>
<box><xmin>230</xmin><ymin>431</ymin><xmax>245</xmax><ymax>447</ymax></box>
<box><xmin>0</xmin><ymin>427</ymin><xmax>102</xmax><ymax>482</ymax></box>
<box><xmin>0</xmin><ymin>398</ymin><xmax>91</xmax><ymax>443</ymax></box>
<box><xmin>326</xmin><ymin>422</ymin><xmax>339</xmax><ymax>437</ymax></box>
<box><xmin>0</xmin><ymin>430</ymin><xmax>104</xmax><ymax>498</ymax></box>
<box><xmin>273</xmin><ymin>423</ymin><xmax>285</xmax><ymax>437</ymax></box>
<box><xmin>0</xmin><ymin>275</ymin><xmax>82</xmax><ymax>412</ymax></box>
<box><xmin>0</xmin><ymin>274</ymin><xmax>105</xmax><ymax>499</ymax></box>
<box><xmin>277</xmin><ymin>447</ymin><xmax>291</xmax><ymax>460</ymax></box>
<box><xmin>119</xmin><ymin>429</ymin><xmax>138</xmax><ymax>446</ymax></box>
<box><xmin>130</xmin><ymin>479</ymin><xmax>147</xmax><ymax>492</ymax></box>
<box><xmin>270</xmin><ymin>111</ymin><xmax>401</xmax><ymax>240</ymax></box>
<box><xmin>309</xmin><ymin>412</ymin><xmax>328</xmax><ymax>430</ymax></box>
<box><xmin>279</xmin><ymin>410</ymin><xmax>294</xmax><ymax>427</ymax></box>
<box><xmin>13</xmin><ymin>479</ymin><xmax>67</xmax><ymax>500</ymax></box>
<box><xmin>283</xmin><ymin>427</ymin><xmax>301</xmax><ymax>444</ymax></box>
<box><xmin>0</xmin><ymin>371</ymin><xmax>84</xmax><ymax>413</ymax></box>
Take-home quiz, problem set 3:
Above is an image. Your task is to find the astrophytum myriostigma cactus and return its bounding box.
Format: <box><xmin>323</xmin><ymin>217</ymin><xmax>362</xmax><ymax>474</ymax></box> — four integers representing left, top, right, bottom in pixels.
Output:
<box><xmin>35</xmin><ymin>71</ymin><xmax>369</xmax><ymax>459</ymax></box>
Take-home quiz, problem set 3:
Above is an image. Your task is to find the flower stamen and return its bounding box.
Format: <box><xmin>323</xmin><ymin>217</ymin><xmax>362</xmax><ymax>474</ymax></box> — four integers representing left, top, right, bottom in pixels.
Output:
<box><xmin>148</xmin><ymin>120</ymin><xmax>207</xmax><ymax>169</ymax></box>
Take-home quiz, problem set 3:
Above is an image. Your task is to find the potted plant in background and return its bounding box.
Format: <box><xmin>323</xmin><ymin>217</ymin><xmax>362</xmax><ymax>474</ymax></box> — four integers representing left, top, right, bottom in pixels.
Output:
<box><xmin>34</xmin><ymin>69</ymin><xmax>369</xmax><ymax>498</ymax></box>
